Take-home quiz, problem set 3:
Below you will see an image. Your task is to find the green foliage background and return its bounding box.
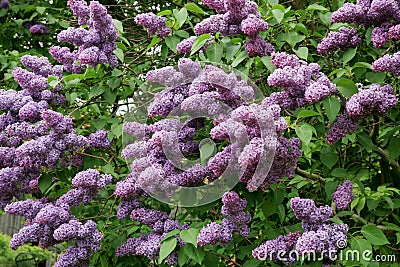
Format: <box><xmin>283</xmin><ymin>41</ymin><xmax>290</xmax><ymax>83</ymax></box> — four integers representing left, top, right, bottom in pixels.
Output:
<box><xmin>0</xmin><ymin>0</ymin><xmax>400</xmax><ymax>266</ymax></box>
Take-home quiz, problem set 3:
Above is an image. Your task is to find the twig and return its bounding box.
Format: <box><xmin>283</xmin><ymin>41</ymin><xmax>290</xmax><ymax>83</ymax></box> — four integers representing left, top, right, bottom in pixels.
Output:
<box><xmin>295</xmin><ymin>167</ymin><xmax>326</xmax><ymax>183</ymax></box>
<box><xmin>351</xmin><ymin>214</ymin><xmax>391</xmax><ymax>232</ymax></box>
<box><xmin>375</xmin><ymin>147</ymin><xmax>400</xmax><ymax>178</ymax></box>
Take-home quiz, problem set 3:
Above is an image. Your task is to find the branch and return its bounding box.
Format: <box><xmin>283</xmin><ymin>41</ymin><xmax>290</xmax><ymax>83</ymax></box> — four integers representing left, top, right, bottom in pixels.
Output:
<box><xmin>295</xmin><ymin>167</ymin><xmax>326</xmax><ymax>183</ymax></box>
<box><xmin>374</xmin><ymin>147</ymin><xmax>400</xmax><ymax>178</ymax></box>
<box><xmin>351</xmin><ymin>214</ymin><xmax>391</xmax><ymax>232</ymax></box>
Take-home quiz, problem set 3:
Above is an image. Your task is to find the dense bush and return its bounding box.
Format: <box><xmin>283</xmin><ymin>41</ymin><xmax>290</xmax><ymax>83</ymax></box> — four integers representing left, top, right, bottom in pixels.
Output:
<box><xmin>0</xmin><ymin>232</ymin><xmax>55</xmax><ymax>266</ymax></box>
<box><xmin>0</xmin><ymin>0</ymin><xmax>400</xmax><ymax>266</ymax></box>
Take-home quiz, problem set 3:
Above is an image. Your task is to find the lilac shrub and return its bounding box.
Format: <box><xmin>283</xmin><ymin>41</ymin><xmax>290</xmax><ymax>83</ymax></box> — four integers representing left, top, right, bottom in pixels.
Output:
<box><xmin>253</xmin><ymin>197</ymin><xmax>349</xmax><ymax>265</ymax></box>
<box><xmin>119</xmin><ymin>58</ymin><xmax>301</xmax><ymax>196</ymax></box>
<box><xmin>262</xmin><ymin>52</ymin><xmax>338</xmax><ymax>110</ymax></box>
<box><xmin>0</xmin><ymin>55</ymin><xmax>110</xmax><ymax>208</ymax></box>
<box><xmin>328</xmin><ymin>0</ymin><xmax>400</xmax><ymax>75</ymax></box>
<box><xmin>5</xmin><ymin>169</ymin><xmax>111</xmax><ymax>267</ymax></box>
<box><xmin>116</xmin><ymin>206</ymin><xmax>189</xmax><ymax>266</ymax></box>
<box><xmin>50</xmin><ymin>0</ymin><xmax>119</xmax><ymax>73</ymax></box>
<box><xmin>326</xmin><ymin>83</ymin><xmax>397</xmax><ymax>144</ymax></box>
<box><xmin>175</xmin><ymin>0</ymin><xmax>274</xmax><ymax>57</ymax></box>
<box><xmin>197</xmin><ymin>191</ymin><xmax>251</xmax><ymax>246</ymax></box>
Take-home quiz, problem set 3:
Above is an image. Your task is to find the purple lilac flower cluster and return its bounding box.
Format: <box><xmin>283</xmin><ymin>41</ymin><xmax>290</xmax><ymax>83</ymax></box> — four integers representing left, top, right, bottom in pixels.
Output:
<box><xmin>197</xmin><ymin>191</ymin><xmax>251</xmax><ymax>246</ymax></box>
<box><xmin>252</xmin><ymin>232</ymin><xmax>301</xmax><ymax>265</ymax></box>
<box><xmin>0</xmin><ymin>55</ymin><xmax>110</xmax><ymax>208</ymax></box>
<box><xmin>177</xmin><ymin>0</ymin><xmax>274</xmax><ymax>57</ymax></box>
<box><xmin>330</xmin><ymin>0</ymin><xmax>400</xmax><ymax>75</ymax></box>
<box><xmin>326</xmin><ymin>83</ymin><xmax>398</xmax><ymax>144</ymax></box>
<box><xmin>135</xmin><ymin>12</ymin><xmax>170</xmax><ymax>37</ymax></box>
<box><xmin>372</xmin><ymin>52</ymin><xmax>400</xmax><ymax>75</ymax></box>
<box><xmin>29</xmin><ymin>24</ymin><xmax>51</xmax><ymax>35</ymax></box>
<box><xmin>4</xmin><ymin>169</ymin><xmax>111</xmax><ymax>266</ymax></box>
<box><xmin>331</xmin><ymin>180</ymin><xmax>354</xmax><ymax>210</ymax></box>
<box><xmin>317</xmin><ymin>27</ymin><xmax>361</xmax><ymax>53</ymax></box>
<box><xmin>253</xmin><ymin>197</ymin><xmax>349</xmax><ymax>264</ymax></box>
<box><xmin>119</xmin><ymin>58</ymin><xmax>303</xmax><ymax>196</ymax></box>
<box><xmin>50</xmin><ymin>0</ymin><xmax>119</xmax><ymax>73</ymax></box>
<box><xmin>116</xmin><ymin>206</ymin><xmax>189</xmax><ymax>266</ymax></box>
<box><xmin>209</xmin><ymin>103</ymin><xmax>301</xmax><ymax>190</ymax></box>
<box><xmin>0</xmin><ymin>0</ymin><xmax>8</xmax><ymax>9</ymax></box>
<box><xmin>262</xmin><ymin>52</ymin><xmax>338</xmax><ymax>110</ymax></box>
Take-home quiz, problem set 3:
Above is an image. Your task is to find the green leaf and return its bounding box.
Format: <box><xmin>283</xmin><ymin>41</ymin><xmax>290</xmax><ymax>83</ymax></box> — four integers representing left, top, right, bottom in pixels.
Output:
<box><xmin>323</xmin><ymin>96</ymin><xmax>341</xmax><ymax>122</ymax></box>
<box><xmin>111</xmin><ymin>69</ymin><xmax>123</xmax><ymax>77</ymax></box>
<box><xmin>294</xmin><ymin>46</ymin><xmax>308</xmax><ymax>60</ymax></box>
<box><xmin>361</xmin><ymin>225</ymin><xmax>389</xmax><ymax>245</ymax></box>
<box><xmin>179</xmin><ymin>228</ymin><xmax>199</xmax><ymax>246</ymax></box>
<box><xmin>184</xmin><ymin>244</ymin><xmax>205</xmax><ymax>264</ymax></box>
<box><xmin>261</xmin><ymin>56</ymin><xmax>276</xmax><ymax>72</ymax></box>
<box><xmin>307</xmin><ymin>3</ymin><xmax>328</xmax><ymax>11</ymax></box>
<box><xmin>108</xmin><ymin>77</ymin><xmax>121</xmax><ymax>89</ymax></box>
<box><xmin>319</xmin><ymin>12</ymin><xmax>332</xmax><ymax>26</ymax></box>
<box><xmin>343</xmin><ymin>47</ymin><xmax>357</xmax><ymax>66</ymax></box>
<box><xmin>113</xmin><ymin>48</ymin><xmax>124</xmax><ymax>63</ymax></box>
<box><xmin>297</xmin><ymin>109</ymin><xmax>319</xmax><ymax>118</ymax></box>
<box><xmin>165</xmin><ymin>35</ymin><xmax>181</xmax><ymax>53</ymax></box>
<box><xmin>157</xmin><ymin>10</ymin><xmax>172</xmax><ymax>16</ymax></box>
<box><xmin>100</xmin><ymin>255</ymin><xmax>108</xmax><ymax>267</ymax></box>
<box><xmin>388</xmin><ymin>138</ymin><xmax>400</xmax><ymax>161</ymax></box>
<box><xmin>104</xmin><ymin>87</ymin><xmax>117</xmax><ymax>104</ymax></box>
<box><xmin>357</xmin><ymin>196</ymin><xmax>366</xmax><ymax>212</ymax></box>
<box><xmin>351</xmin><ymin>238</ymin><xmax>372</xmax><ymax>266</ymax></box>
<box><xmin>185</xmin><ymin>3</ymin><xmax>206</xmax><ymax>14</ymax></box>
<box><xmin>272</xmin><ymin>9</ymin><xmax>284</xmax><ymax>23</ymax></box>
<box><xmin>174</xmin><ymin>30</ymin><xmax>190</xmax><ymax>38</ymax></box>
<box><xmin>200</xmin><ymin>142</ymin><xmax>216</xmax><ymax>165</ymax></box>
<box><xmin>159</xmin><ymin>237</ymin><xmax>177</xmax><ymax>264</ymax></box>
<box><xmin>36</xmin><ymin>6</ymin><xmax>46</xmax><ymax>14</ymax></box>
<box><xmin>178</xmin><ymin>247</ymin><xmax>189</xmax><ymax>266</ymax></box>
<box><xmin>205</xmin><ymin>254</ymin><xmax>220</xmax><ymax>266</ymax></box>
<box><xmin>295</xmin><ymin>124</ymin><xmax>314</xmax><ymax>146</ymax></box>
<box><xmin>232</xmin><ymin>50</ymin><xmax>248</xmax><ymax>67</ymax></box>
<box><xmin>320</xmin><ymin>152</ymin><xmax>338</xmax><ymax>169</ymax></box>
<box><xmin>206</xmin><ymin>43</ymin><xmax>223</xmax><ymax>63</ymax></box>
<box><xmin>111</xmin><ymin>124</ymin><xmax>123</xmax><ymax>138</ymax></box>
<box><xmin>161</xmin><ymin>229</ymin><xmax>180</xmax><ymax>242</ymax></box>
<box><xmin>366</xmin><ymin>71</ymin><xmax>386</xmax><ymax>83</ymax></box>
<box><xmin>190</xmin><ymin>34</ymin><xmax>211</xmax><ymax>55</ymax></box>
<box><xmin>173</xmin><ymin>8</ymin><xmax>188</xmax><ymax>28</ymax></box>
<box><xmin>225</xmin><ymin>43</ymin><xmax>241</xmax><ymax>61</ymax></box>
<box><xmin>38</xmin><ymin>173</ymin><xmax>52</xmax><ymax>194</ymax></box>
<box><xmin>146</xmin><ymin>35</ymin><xmax>159</xmax><ymax>51</ymax></box>
<box><xmin>89</xmin><ymin>86</ymin><xmax>105</xmax><ymax>98</ymax></box>
<box><xmin>113</xmin><ymin>19</ymin><xmax>124</xmax><ymax>33</ymax></box>
<box><xmin>357</xmin><ymin>133</ymin><xmax>378</xmax><ymax>151</ymax></box>
<box><xmin>243</xmin><ymin>259</ymin><xmax>261</xmax><ymax>267</ymax></box>
<box><xmin>352</xmin><ymin>62</ymin><xmax>372</xmax><ymax>69</ymax></box>
<box><xmin>283</xmin><ymin>32</ymin><xmax>305</xmax><ymax>47</ymax></box>
<box><xmin>325</xmin><ymin>180</ymin><xmax>339</xmax><ymax>200</ymax></box>
<box><xmin>335</xmin><ymin>78</ymin><xmax>358</xmax><ymax>98</ymax></box>
<box><xmin>58</xmin><ymin>20</ymin><xmax>70</xmax><ymax>28</ymax></box>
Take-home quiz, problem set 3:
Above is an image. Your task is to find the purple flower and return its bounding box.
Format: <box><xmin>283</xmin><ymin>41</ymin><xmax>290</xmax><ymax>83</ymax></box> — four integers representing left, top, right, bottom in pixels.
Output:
<box><xmin>332</xmin><ymin>180</ymin><xmax>354</xmax><ymax>210</ymax></box>
<box><xmin>317</xmin><ymin>27</ymin><xmax>361</xmax><ymax>53</ymax></box>
<box><xmin>29</xmin><ymin>24</ymin><xmax>50</xmax><ymax>35</ymax></box>
<box><xmin>135</xmin><ymin>12</ymin><xmax>170</xmax><ymax>37</ymax></box>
